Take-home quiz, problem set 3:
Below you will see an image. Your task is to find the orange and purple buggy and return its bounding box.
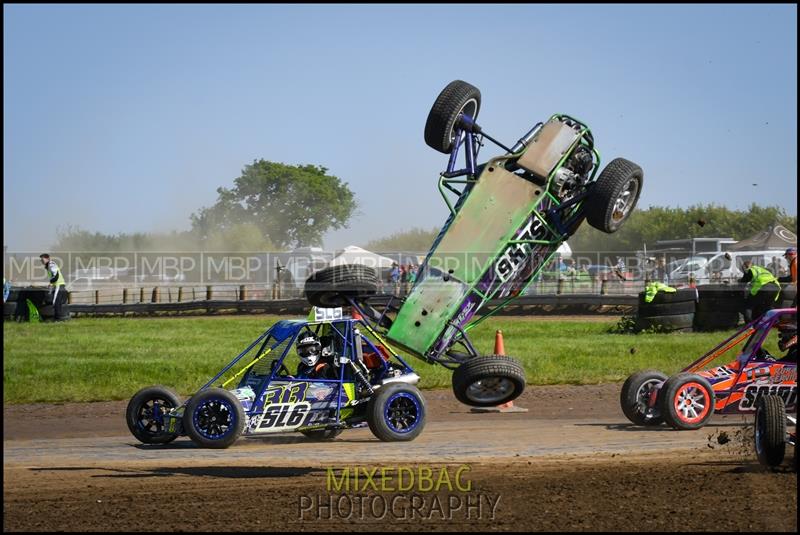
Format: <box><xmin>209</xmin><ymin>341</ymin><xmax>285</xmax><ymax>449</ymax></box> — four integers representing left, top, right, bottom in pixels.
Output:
<box><xmin>621</xmin><ymin>308</ymin><xmax>797</xmax><ymax>430</ymax></box>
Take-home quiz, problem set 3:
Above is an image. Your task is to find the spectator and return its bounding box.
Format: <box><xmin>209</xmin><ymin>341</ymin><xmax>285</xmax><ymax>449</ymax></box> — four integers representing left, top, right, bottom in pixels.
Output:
<box><xmin>389</xmin><ymin>262</ymin><xmax>400</xmax><ymax>296</ymax></box>
<box><xmin>407</xmin><ymin>264</ymin><xmax>418</xmax><ymax>285</ymax></box>
<box><xmin>778</xmin><ymin>247</ymin><xmax>796</xmax><ymax>285</ymax></box>
<box><xmin>399</xmin><ymin>265</ymin><xmax>409</xmax><ymax>296</ymax></box>
<box><xmin>613</xmin><ymin>256</ymin><xmax>626</xmax><ymax>281</ymax></box>
<box><xmin>738</xmin><ymin>260</ymin><xmax>781</xmax><ymax>322</ymax></box>
<box><xmin>39</xmin><ymin>254</ymin><xmax>68</xmax><ymax>322</ymax></box>
<box><xmin>768</xmin><ymin>256</ymin><xmax>783</xmax><ymax>277</ymax></box>
<box><xmin>652</xmin><ymin>256</ymin><xmax>669</xmax><ymax>285</ymax></box>
<box><xmin>3</xmin><ymin>277</ymin><xmax>10</xmax><ymax>303</ymax></box>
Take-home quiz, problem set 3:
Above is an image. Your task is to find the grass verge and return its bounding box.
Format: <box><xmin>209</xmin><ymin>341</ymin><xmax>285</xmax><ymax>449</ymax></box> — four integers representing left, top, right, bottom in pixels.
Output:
<box><xmin>3</xmin><ymin>315</ymin><xmax>744</xmax><ymax>404</ymax></box>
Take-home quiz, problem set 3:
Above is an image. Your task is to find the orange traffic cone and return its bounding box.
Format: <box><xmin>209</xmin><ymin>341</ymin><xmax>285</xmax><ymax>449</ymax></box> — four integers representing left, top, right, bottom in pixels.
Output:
<box><xmin>470</xmin><ymin>329</ymin><xmax>528</xmax><ymax>413</ymax></box>
<box><xmin>494</xmin><ymin>329</ymin><xmax>506</xmax><ymax>356</ymax></box>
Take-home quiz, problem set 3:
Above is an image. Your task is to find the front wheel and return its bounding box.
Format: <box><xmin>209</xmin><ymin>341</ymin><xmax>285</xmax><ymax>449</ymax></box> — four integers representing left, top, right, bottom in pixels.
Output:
<box><xmin>620</xmin><ymin>370</ymin><xmax>667</xmax><ymax>426</ymax></box>
<box><xmin>424</xmin><ymin>80</ymin><xmax>481</xmax><ymax>154</ymax></box>
<box><xmin>754</xmin><ymin>394</ymin><xmax>786</xmax><ymax>468</ymax></box>
<box><xmin>586</xmin><ymin>158</ymin><xmax>643</xmax><ymax>233</ymax></box>
<box><xmin>126</xmin><ymin>385</ymin><xmax>182</xmax><ymax>444</ymax></box>
<box><xmin>367</xmin><ymin>383</ymin><xmax>426</xmax><ymax>442</ymax></box>
<box><xmin>183</xmin><ymin>388</ymin><xmax>245</xmax><ymax>449</ymax></box>
<box><xmin>452</xmin><ymin>355</ymin><xmax>526</xmax><ymax>407</ymax></box>
<box><xmin>659</xmin><ymin>373</ymin><xmax>715</xmax><ymax>430</ymax></box>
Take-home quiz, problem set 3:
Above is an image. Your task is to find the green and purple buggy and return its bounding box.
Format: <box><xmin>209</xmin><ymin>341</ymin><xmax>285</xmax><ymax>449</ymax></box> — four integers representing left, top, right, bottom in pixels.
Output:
<box><xmin>306</xmin><ymin>80</ymin><xmax>644</xmax><ymax>408</ymax></box>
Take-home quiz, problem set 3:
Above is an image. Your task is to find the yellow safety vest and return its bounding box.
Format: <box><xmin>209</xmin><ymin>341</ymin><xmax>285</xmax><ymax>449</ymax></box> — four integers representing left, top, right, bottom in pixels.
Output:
<box><xmin>644</xmin><ymin>282</ymin><xmax>677</xmax><ymax>303</ymax></box>
<box><xmin>747</xmin><ymin>265</ymin><xmax>779</xmax><ymax>299</ymax></box>
<box><xmin>46</xmin><ymin>261</ymin><xmax>66</xmax><ymax>286</ymax></box>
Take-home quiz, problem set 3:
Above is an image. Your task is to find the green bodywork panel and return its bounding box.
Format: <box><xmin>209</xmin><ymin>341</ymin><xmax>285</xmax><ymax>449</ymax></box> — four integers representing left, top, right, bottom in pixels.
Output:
<box><xmin>386</xmin><ymin>160</ymin><xmax>544</xmax><ymax>357</ymax></box>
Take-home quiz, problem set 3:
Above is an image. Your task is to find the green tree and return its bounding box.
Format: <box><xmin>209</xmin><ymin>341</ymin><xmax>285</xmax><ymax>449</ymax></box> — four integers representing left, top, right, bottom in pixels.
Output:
<box><xmin>568</xmin><ymin>203</ymin><xmax>797</xmax><ymax>253</ymax></box>
<box><xmin>364</xmin><ymin>227</ymin><xmax>441</xmax><ymax>252</ymax></box>
<box><xmin>191</xmin><ymin>160</ymin><xmax>357</xmax><ymax>249</ymax></box>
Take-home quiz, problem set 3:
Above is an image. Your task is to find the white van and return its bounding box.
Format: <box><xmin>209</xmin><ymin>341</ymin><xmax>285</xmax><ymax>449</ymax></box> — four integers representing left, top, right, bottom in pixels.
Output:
<box><xmin>669</xmin><ymin>250</ymin><xmax>790</xmax><ymax>285</ymax></box>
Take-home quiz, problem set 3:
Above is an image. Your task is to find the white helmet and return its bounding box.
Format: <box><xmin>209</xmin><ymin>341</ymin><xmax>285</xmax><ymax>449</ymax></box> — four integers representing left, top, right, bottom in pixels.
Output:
<box><xmin>297</xmin><ymin>334</ymin><xmax>322</xmax><ymax>367</ymax></box>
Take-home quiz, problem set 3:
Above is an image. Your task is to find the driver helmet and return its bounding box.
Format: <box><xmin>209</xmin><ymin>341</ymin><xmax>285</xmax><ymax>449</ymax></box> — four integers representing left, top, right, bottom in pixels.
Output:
<box><xmin>297</xmin><ymin>334</ymin><xmax>322</xmax><ymax>367</ymax></box>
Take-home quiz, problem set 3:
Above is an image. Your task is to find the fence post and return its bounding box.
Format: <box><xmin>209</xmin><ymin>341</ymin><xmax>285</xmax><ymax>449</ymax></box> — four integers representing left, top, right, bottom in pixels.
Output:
<box><xmin>206</xmin><ymin>285</ymin><xmax>213</xmax><ymax>301</ymax></box>
<box><xmin>272</xmin><ymin>283</ymin><xmax>277</xmax><ymax>300</ymax></box>
<box><xmin>67</xmin><ymin>291</ymin><xmax>73</xmax><ymax>304</ymax></box>
<box><xmin>239</xmin><ymin>285</ymin><xmax>247</xmax><ymax>301</ymax></box>
<box><xmin>140</xmin><ymin>287</ymin><xmax>145</xmax><ymax>303</ymax></box>
<box><xmin>152</xmin><ymin>287</ymin><xmax>160</xmax><ymax>303</ymax></box>
<box><xmin>600</xmin><ymin>279</ymin><xmax>608</xmax><ymax>295</ymax></box>
<box><xmin>94</xmin><ymin>290</ymin><xmax>100</xmax><ymax>305</ymax></box>
<box><xmin>178</xmin><ymin>287</ymin><xmax>183</xmax><ymax>302</ymax></box>
<box><xmin>557</xmin><ymin>278</ymin><xmax>565</xmax><ymax>295</ymax></box>
<box><xmin>122</xmin><ymin>288</ymin><xmax>128</xmax><ymax>304</ymax></box>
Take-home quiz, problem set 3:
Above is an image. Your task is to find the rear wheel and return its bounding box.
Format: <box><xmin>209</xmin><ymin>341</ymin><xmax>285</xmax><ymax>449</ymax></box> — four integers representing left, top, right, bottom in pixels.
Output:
<box><xmin>452</xmin><ymin>355</ymin><xmax>526</xmax><ymax>407</ymax></box>
<box><xmin>754</xmin><ymin>394</ymin><xmax>786</xmax><ymax>468</ymax></box>
<box><xmin>586</xmin><ymin>158</ymin><xmax>643</xmax><ymax>233</ymax></box>
<box><xmin>183</xmin><ymin>388</ymin><xmax>245</xmax><ymax>449</ymax></box>
<box><xmin>304</xmin><ymin>264</ymin><xmax>379</xmax><ymax>307</ymax></box>
<box><xmin>126</xmin><ymin>386</ymin><xmax>182</xmax><ymax>444</ymax></box>
<box><xmin>424</xmin><ymin>80</ymin><xmax>481</xmax><ymax>154</ymax></box>
<box><xmin>620</xmin><ymin>370</ymin><xmax>667</xmax><ymax>426</ymax></box>
<box><xmin>659</xmin><ymin>373</ymin><xmax>715</xmax><ymax>430</ymax></box>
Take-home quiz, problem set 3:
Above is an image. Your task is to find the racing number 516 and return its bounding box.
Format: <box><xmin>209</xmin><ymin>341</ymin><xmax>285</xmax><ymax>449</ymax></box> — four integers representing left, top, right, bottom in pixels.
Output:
<box><xmin>259</xmin><ymin>402</ymin><xmax>311</xmax><ymax>430</ymax></box>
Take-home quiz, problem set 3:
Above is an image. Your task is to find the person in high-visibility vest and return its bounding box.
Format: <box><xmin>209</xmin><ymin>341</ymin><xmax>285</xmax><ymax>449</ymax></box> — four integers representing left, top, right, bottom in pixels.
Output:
<box><xmin>778</xmin><ymin>247</ymin><xmax>797</xmax><ymax>285</ymax></box>
<box><xmin>644</xmin><ymin>280</ymin><xmax>677</xmax><ymax>303</ymax></box>
<box><xmin>39</xmin><ymin>254</ymin><xmax>68</xmax><ymax>321</ymax></box>
<box><xmin>738</xmin><ymin>260</ymin><xmax>781</xmax><ymax>321</ymax></box>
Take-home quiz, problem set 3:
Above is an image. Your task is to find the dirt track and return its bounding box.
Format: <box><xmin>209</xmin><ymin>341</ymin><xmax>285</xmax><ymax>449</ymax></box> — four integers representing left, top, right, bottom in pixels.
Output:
<box><xmin>4</xmin><ymin>384</ymin><xmax>797</xmax><ymax>531</ymax></box>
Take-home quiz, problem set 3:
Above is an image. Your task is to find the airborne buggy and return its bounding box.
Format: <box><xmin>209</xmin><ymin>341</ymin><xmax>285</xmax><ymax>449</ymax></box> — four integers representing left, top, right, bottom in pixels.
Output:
<box><xmin>306</xmin><ymin>80</ymin><xmax>644</xmax><ymax>407</ymax></box>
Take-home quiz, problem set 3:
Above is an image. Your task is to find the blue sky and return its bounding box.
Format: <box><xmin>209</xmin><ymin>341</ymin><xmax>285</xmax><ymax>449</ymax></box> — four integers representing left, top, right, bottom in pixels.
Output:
<box><xmin>3</xmin><ymin>4</ymin><xmax>797</xmax><ymax>252</ymax></box>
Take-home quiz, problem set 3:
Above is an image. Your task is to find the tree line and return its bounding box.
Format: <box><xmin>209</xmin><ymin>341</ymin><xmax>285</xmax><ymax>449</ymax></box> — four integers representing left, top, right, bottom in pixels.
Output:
<box><xmin>52</xmin><ymin>160</ymin><xmax>357</xmax><ymax>252</ymax></box>
<box><xmin>51</xmin><ymin>158</ymin><xmax>795</xmax><ymax>256</ymax></box>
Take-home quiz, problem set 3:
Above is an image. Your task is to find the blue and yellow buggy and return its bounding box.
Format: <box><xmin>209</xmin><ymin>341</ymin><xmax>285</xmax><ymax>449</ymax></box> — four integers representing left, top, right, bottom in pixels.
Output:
<box><xmin>126</xmin><ymin>308</ymin><xmax>425</xmax><ymax>448</ymax></box>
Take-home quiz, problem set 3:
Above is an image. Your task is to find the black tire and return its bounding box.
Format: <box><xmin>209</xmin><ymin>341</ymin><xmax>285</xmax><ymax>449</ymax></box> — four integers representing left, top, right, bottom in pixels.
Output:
<box><xmin>452</xmin><ymin>355</ymin><xmax>526</xmax><ymax>407</ymax></box>
<box><xmin>693</xmin><ymin>310</ymin><xmax>741</xmax><ymax>331</ymax></box>
<box><xmin>126</xmin><ymin>385</ymin><xmax>182</xmax><ymax>444</ymax></box>
<box><xmin>586</xmin><ymin>158</ymin><xmax>643</xmax><ymax>233</ymax></box>
<box><xmin>697</xmin><ymin>283</ymin><xmax>747</xmax><ymax>300</ymax></box>
<box><xmin>183</xmin><ymin>388</ymin><xmax>245</xmax><ymax>449</ymax></box>
<box><xmin>659</xmin><ymin>373</ymin><xmax>715</xmax><ymax>430</ymax></box>
<box><xmin>635</xmin><ymin>313</ymin><xmax>695</xmax><ymax>332</ymax></box>
<box><xmin>424</xmin><ymin>80</ymin><xmax>481</xmax><ymax>154</ymax></box>
<box><xmin>638</xmin><ymin>300</ymin><xmax>696</xmax><ymax>317</ymax></box>
<box><xmin>367</xmin><ymin>383</ymin><xmax>426</xmax><ymax>442</ymax></box>
<box><xmin>620</xmin><ymin>370</ymin><xmax>668</xmax><ymax>426</ymax></box>
<box><xmin>637</xmin><ymin>288</ymin><xmax>698</xmax><ymax>306</ymax></box>
<box><xmin>304</xmin><ymin>264</ymin><xmax>379</xmax><ymax>307</ymax></box>
<box><xmin>300</xmin><ymin>428</ymin><xmax>343</xmax><ymax>441</ymax></box>
<box><xmin>754</xmin><ymin>394</ymin><xmax>787</xmax><ymax>468</ymax></box>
